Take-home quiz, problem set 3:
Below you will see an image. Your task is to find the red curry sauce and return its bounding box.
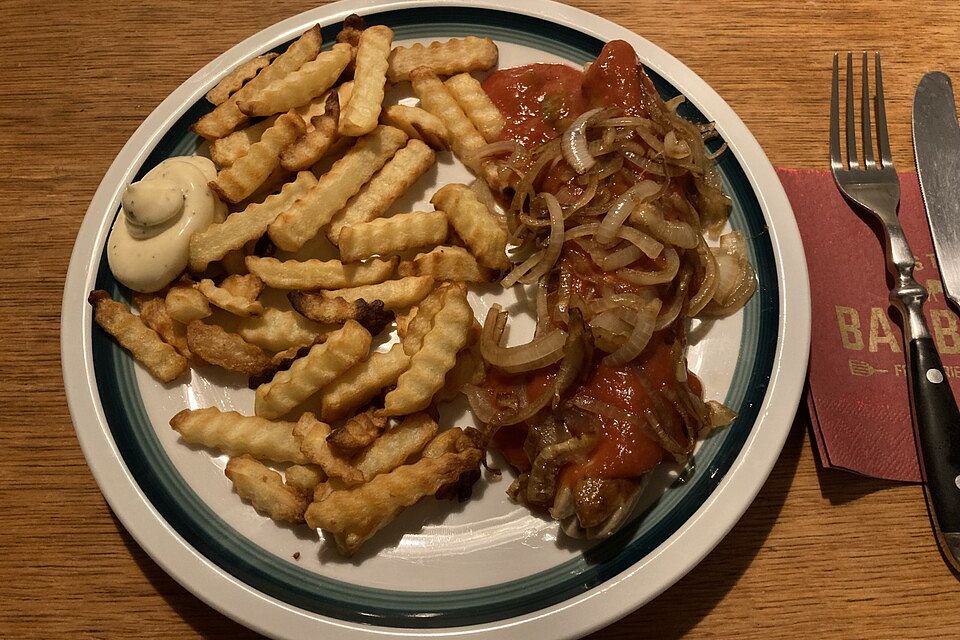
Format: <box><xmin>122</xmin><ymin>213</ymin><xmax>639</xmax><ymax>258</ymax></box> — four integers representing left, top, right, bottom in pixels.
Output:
<box><xmin>482</xmin><ymin>41</ymin><xmax>694</xmax><ymax>491</ymax></box>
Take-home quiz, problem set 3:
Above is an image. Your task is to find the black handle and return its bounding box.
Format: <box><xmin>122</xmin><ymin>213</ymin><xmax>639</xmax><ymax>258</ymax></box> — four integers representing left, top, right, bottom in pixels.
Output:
<box><xmin>908</xmin><ymin>337</ymin><xmax>960</xmax><ymax>534</ymax></box>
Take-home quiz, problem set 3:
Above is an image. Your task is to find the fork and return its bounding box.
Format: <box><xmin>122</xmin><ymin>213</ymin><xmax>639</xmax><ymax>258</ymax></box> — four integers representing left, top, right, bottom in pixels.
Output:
<box><xmin>830</xmin><ymin>51</ymin><xmax>960</xmax><ymax>573</ymax></box>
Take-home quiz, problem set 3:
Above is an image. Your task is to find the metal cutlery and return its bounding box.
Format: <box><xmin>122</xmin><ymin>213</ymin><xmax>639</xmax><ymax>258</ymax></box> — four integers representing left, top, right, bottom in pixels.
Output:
<box><xmin>830</xmin><ymin>51</ymin><xmax>960</xmax><ymax>572</ymax></box>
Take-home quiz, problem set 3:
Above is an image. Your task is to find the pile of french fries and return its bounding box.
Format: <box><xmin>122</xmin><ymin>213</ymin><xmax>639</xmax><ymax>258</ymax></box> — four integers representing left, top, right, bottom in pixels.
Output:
<box><xmin>89</xmin><ymin>16</ymin><xmax>512</xmax><ymax>556</ymax></box>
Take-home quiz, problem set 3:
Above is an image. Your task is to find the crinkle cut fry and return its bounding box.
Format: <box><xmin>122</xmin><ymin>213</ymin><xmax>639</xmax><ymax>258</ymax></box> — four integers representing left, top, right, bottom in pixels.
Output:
<box><xmin>170</xmin><ymin>407</ymin><xmax>305</xmax><ymax>463</ymax></box>
<box><xmin>431</xmin><ymin>183</ymin><xmax>509</xmax><ymax>269</ymax></box>
<box><xmin>387</xmin><ymin>36</ymin><xmax>498</xmax><ymax>83</ymax></box>
<box><xmin>192</xmin><ymin>25</ymin><xmax>322</xmax><ymax>140</ymax></box>
<box><xmin>88</xmin><ymin>290</ymin><xmax>187</xmax><ymax>383</ymax></box>
<box><xmin>189</xmin><ymin>170</ymin><xmax>317</xmax><ymax>272</ymax></box>
<box><xmin>293</xmin><ymin>413</ymin><xmax>364</xmax><ymax>485</ymax></box>
<box><xmin>225</xmin><ymin>455</ymin><xmax>308</xmax><ymax>523</ymax></box>
<box><xmin>244</xmin><ymin>255</ymin><xmax>397</xmax><ymax>290</ymax></box>
<box><xmin>444</xmin><ymin>72</ymin><xmax>505</xmax><ymax>143</ymax></box>
<box><xmin>287</xmin><ymin>293</ymin><xmax>395</xmax><ymax>335</ymax></box>
<box><xmin>132</xmin><ymin>293</ymin><xmax>190</xmax><ymax>358</ymax></box>
<box><xmin>409</xmin><ymin>67</ymin><xmax>489</xmax><ymax>179</ymax></box>
<box><xmin>206</xmin><ymin>53</ymin><xmax>277</xmax><ymax>106</ymax></box>
<box><xmin>197</xmin><ymin>276</ymin><xmax>264</xmax><ymax>317</ymax></box>
<box><xmin>338</xmin><ymin>25</ymin><xmax>393</xmax><ymax>136</ymax></box>
<box><xmin>280</xmin><ymin>91</ymin><xmax>341</xmax><ymax>172</ymax></box>
<box><xmin>326</xmin><ymin>409</ymin><xmax>387</xmax><ymax>454</ymax></box>
<box><xmin>326</xmin><ymin>138</ymin><xmax>436</xmax><ymax>244</ymax></box>
<box><xmin>235</xmin><ymin>306</ymin><xmax>326</xmax><ymax>353</ymax></box>
<box><xmin>381</xmin><ymin>105</ymin><xmax>449</xmax><ymax>150</ymax></box>
<box><xmin>209</xmin><ymin>112</ymin><xmax>306</xmax><ymax>204</ymax></box>
<box><xmin>305</xmin><ymin>448</ymin><xmax>483</xmax><ymax>555</ymax></box>
<box><xmin>319</xmin><ymin>343</ymin><xmax>410</xmax><ymax>423</ymax></box>
<box><xmin>383</xmin><ymin>287</ymin><xmax>474</xmax><ymax>415</ymax></box>
<box><xmin>238</xmin><ymin>44</ymin><xmax>352</xmax><ymax>117</ymax></box>
<box><xmin>338</xmin><ymin>210</ymin><xmax>448</xmax><ymax>263</ymax></box>
<box><xmin>186</xmin><ymin>320</ymin><xmax>272</xmax><ymax>375</ymax></box>
<box><xmin>352</xmin><ymin>412</ymin><xmax>439</xmax><ymax>481</ymax></box>
<box><xmin>209</xmin><ymin>116</ymin><xmax>277</xmax><ymax>169</ymax></box>
<box><xmin>267</xmin><ymin>125</ymin><xmax>408</xmax><ymax>251</ymax></box>
<box><xmin>398</xmin><ymin>245</ymin><xmax>491</xmax><ymax>283</ymax></box>
<box><xmin>254</xmin><ymin>319</ymin><xmax>372</xmax><ymax>419</ymax></box>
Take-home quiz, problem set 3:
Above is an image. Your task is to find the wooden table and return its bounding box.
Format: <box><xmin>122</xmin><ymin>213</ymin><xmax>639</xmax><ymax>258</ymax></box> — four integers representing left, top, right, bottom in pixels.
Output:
<box><xmin>4</xmin><ymin>0</ymin><xmax>960</xmax><ymax>637</ymax></box>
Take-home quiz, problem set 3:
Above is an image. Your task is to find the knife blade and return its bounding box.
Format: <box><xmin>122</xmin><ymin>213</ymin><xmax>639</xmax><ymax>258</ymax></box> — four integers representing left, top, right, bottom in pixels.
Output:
<box><xmin>913</xmin><ymin>72</ymin><xmax>960</xmax><ymax>573</ymax></box>
<box><xmin>914</xmin><ymin>72</ymin><xmax>960</xmax><ymax>309</ymax></box>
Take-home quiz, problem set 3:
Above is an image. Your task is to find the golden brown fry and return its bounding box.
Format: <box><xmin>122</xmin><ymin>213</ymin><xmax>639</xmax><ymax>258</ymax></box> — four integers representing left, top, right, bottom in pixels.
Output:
<box><xmin>189</xmin><ymin>171</ymin><xmax>317</xmax><ymax>272</ymax></box>
<box><xmin>186</xmin><ymin>320</ymin><xmax>272</xmax><ymax>374</ymax></box>
<box><xmin>318</xmin><ymin>275</ymin><xmax>434</xmax><ymax>311</ymax></box>
<box><xmin>339</xmin><ymin>211</ymin><xmax>448</xmax><ymax>262</ymax></box>
<box><xmin>268</xmin><ymin>125</ymin><xmax>408</xmax><ymax>251</ymax></box>
<box><xmin>336</xmin><ymin>14</ymin><xmax>366</xmax><ymax>48</ymax></box>
<box><xmin>326</xmin><ymin>409</ymin><xmax>387</xmax><ymax>454</ymax></box>
<box><xmin>381</xmin><ymin>105</ymin><xmax>449</xmax><ymax>150</ymax></box>
<box><xmin>235</xmin><ymin>306</ymin><xmax>326</xmax><ymax>352</ymax></box>
<box><xmin>132</xmin><ymin>293</ymin><xmax>190</xmax><ymax>358</ymax></box>
<box><xmin>436</xmin><ymin>337</ymin><xmax>484</xmax><ymax>402</ymax></box>
<box><xmin>226</xmin><ymin>455</ymin><xmax>309</xmax><ymax>523</ymax></box>
<box><xmin>397</xmin><ymin>245</ymin><xmax>491</xmax><ymax>283</ymax></box>
<box><xmin>395</xmin><ymin>307</ymin><xmax>416</xmax><ymax>339</ymax></box>
<box><xmin>421</xmin><ymin>426</ymin><xmax>478</xmax><ymax>459</ymax></box>
<box><xmin>326</xmin><ymin>138</ymin><xmax>436</xmax><ymax>244</ymax></box>
<box><xmin>245</xmin><ymin>255</ymin><xmax>397</xmax><ymax>290</ymax></box>
<box><xmin>197</xmin><ymin>275</ymin><xmax>264</xmax><ymax>317</ymax></box>
<box><xmin>209</xmin><ymin>112</ymin><xmax>307</xmax><ymax>204</ymax></box>
<box><xmin>410</xmin><ymin>67</ymin><xmax>492</xmax><ymax>180</ymax></box>
<box><xmin>248</xmin><ymin>337</ymin><xmax>323</xmax><ymax>389</ymax></box>
<box><xmin>89</xmin><ymin>290</ymin><xmax>188</xmax><ymax>382</ymax></box>
<box><xmin>206</xmin><ymin>53</ymin><xmax>278</xmax><ymax>106</ymax></box>
<box><xmin>387</xmin><ymin>37</ymin><xmax>498</xmax><ymax>83</ymax></box>
<box><xmin>421</xmin><ymin>426</ymin><xmax>485</xmax><ymax>501</ymax></box>
<box><xmin>431</xmin><ymin>183</ymin><xmax>509</xmax><ymax>269</ymax></box>
<box><xmin>337</xmin><ymin>80</ymin><xmax>354</xmax><ymax>109</ymax></box>
<box><xmin>288</xmin><ymin>294</ymin><xmax>394</xmax><ymax>334</ymax></box>
<box><xmin>293</xmin><ymin>413</ymin><xmax>364</xmax><ymax>485</ymax></box>
<box><xmin>170</xmin><ymin>407</ymin><xmax>305</xmax><ymax>463</ymax></box>
<box><xmin>338</xmin><ymin>25</ymin><xmax>393</xmax><ymax>136</ymax></box>
<box><xmin>193</xmin><ymin>26</ymin><xmax>322</xmax><ymax>140</ymax></box>
<box><xmin>399</xmin><ymin>284</ymin><xmax>448</xmax><ymax>356</ymax></box>
<box><xmin>238</xmin><ymin>44</ymin><xmax>352</xmax><ymax>116</ymax></box>
<box><xmin>293</xmin><ymin>92</ymin><xmax>331</xmax><ymax>122</ymax></box>
<box><xmin>164</xmin><ymin>282</ymin><xmax>212</xmax><ymax>324</ymax></box>
<box><xmin>319</xmin><ymin>342</ymin><xmax>411</xmax><ymax>422</ymax></box>
<box><xmin>221</xmin><ymin>273</ymin><xmax>263</xmax><ymax>299</ymax></box>
<box><xmin>305</xmin><ymin>447</ymin><xmax>483</xmax><ymax>555</ymax></box>
<box><xmin>280</xmin><ymin>92</ymin><xmax>340</xmax><ymax>172</ymax></box>
<box><xmin>354</xmin><ymin>413</ymin><xmax>438</xmax><ymax>481</ymax></box>
<box><xmin>255</xmin><ymin>320</ymin><xmax>372</xmax><ymax>419</ymax></box>
<box><xmin>284</xmin><ymin>464</ymin><xmax>327</xmax><ymax>497</ymax></box>
<box><xmin>444</xmin><ymin>73</ymin><xmax>505</xmax><ymax>143</ymax></box>
<box><xmin>209</xmin><ymin>116</ymin><xmax>278</xmax><ymax>169</ymax></box>
<box><xmin>383</xmin><ymin>287</ymin><xmax>473</xmax><ymax>415</ymax></box>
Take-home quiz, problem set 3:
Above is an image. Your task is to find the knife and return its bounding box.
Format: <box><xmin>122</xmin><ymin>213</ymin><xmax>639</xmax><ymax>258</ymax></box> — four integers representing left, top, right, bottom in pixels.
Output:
<box><xmin>915</xmin><ymin>72</ymin><xmax>960</xmax><ymax>309</ymax></box>
<box><xmin>911</xmin><ymin>72</ymin><xmax>960</xmax><ymax>573</ymax></box>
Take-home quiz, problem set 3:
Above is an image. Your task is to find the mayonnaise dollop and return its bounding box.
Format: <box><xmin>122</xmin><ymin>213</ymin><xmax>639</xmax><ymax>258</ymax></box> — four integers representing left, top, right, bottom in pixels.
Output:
<box><xmin>107</xmin><ymin>156</ymin><xmax>226</xmax><ymax>292</ymax></box>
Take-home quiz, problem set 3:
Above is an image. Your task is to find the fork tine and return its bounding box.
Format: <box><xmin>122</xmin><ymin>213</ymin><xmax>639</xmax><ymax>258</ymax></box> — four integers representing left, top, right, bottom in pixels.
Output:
<box><xmin>861</xmin><ymin>52</ymin><xmax>876</xmax><ymax>168</ymax></box>
<box><xmin>830</xmin><ymin>53</ymin><xmax>842</xmax><ymax>170</ymax></box>
<box><xmin>845</xmin><ymin>52</ymin><xmax>859</xmax><ymax>169</ymax></box>
<box><xmin>874</xmin><ymin>52</ymin><xmax>893</xmax><ymax>168</ymax></box>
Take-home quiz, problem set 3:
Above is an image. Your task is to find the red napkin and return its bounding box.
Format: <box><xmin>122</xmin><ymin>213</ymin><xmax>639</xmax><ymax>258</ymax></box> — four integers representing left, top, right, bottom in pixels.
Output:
<box><xmin>778</xmin><ymin>168</ymin><xmax>960</xmax><ymax>483</ymax></box>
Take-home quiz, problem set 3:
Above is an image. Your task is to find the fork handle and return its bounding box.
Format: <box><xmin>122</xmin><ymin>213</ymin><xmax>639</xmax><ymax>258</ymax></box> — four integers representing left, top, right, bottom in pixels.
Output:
<box><xmin>907</xmin><ymin>335</ymin><xmax>960</xmax><ymax>567</ymax></box>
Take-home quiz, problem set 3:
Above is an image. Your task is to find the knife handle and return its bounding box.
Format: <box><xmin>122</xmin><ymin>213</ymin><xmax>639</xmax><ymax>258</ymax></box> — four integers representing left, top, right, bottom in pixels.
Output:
<box><xmin>907</xmin><ymin>336</ymin><xmax>960</xmax><ymax>537</ymax></box>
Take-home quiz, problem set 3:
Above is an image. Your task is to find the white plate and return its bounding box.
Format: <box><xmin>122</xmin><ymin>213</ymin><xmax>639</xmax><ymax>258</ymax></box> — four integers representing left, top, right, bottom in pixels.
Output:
<box><xmin>61</xmin><ymin>1</ymin><xmax>811</xmax><ymax>638</ymax></box>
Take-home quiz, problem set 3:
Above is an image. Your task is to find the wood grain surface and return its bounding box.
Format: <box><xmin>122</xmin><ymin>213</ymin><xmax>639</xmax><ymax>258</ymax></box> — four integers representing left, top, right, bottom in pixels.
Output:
<box><xmin>3</xmin><ymin>0</ymin><xmax>960</xmax><ymax>638</ymax></box>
